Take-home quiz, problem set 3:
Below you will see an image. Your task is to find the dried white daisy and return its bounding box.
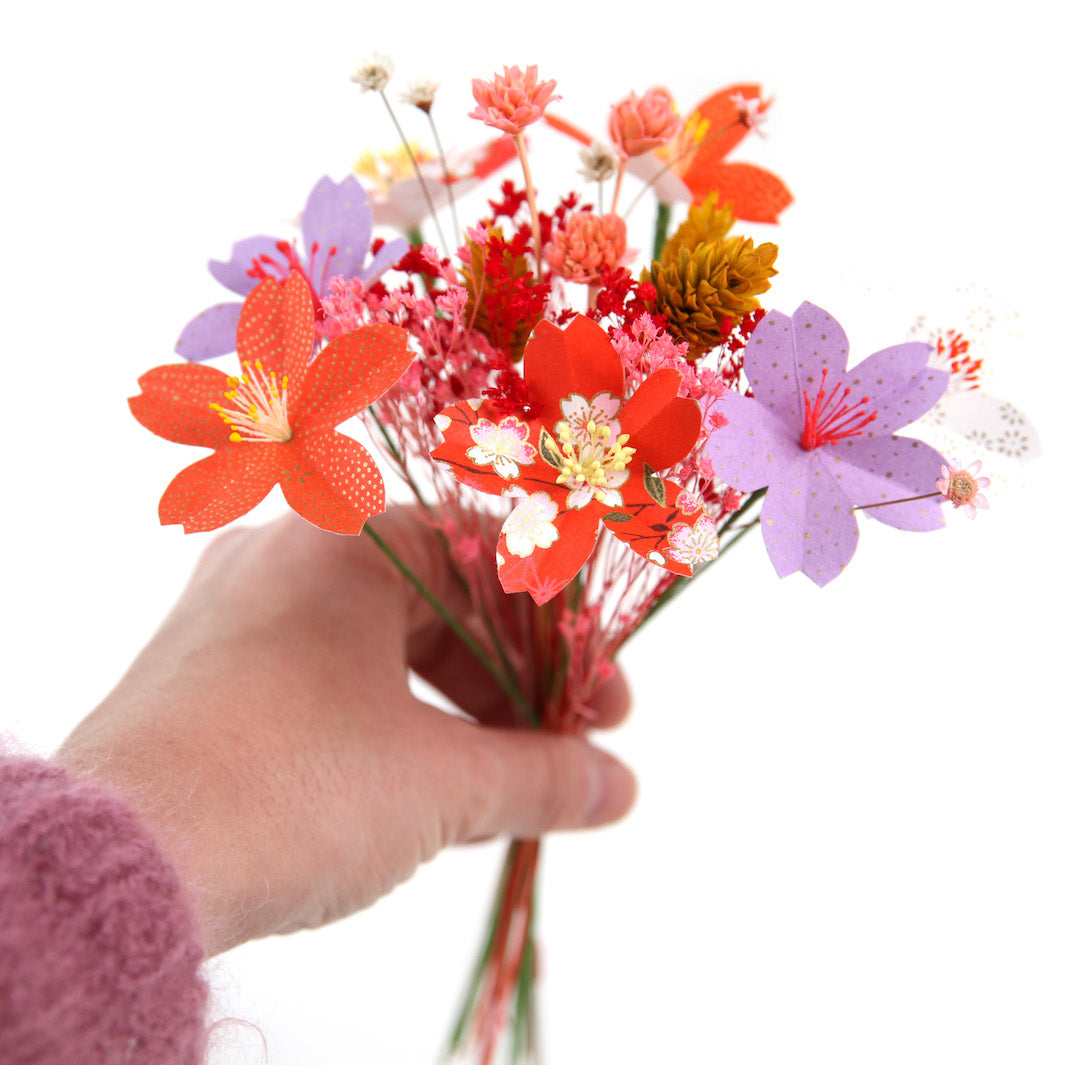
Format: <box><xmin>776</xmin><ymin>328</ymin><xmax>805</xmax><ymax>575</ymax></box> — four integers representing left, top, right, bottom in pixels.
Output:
<box><xmin>350</xmin><ymin>52</ymin><xmax>394</xmax><ymax>93</ymax></box>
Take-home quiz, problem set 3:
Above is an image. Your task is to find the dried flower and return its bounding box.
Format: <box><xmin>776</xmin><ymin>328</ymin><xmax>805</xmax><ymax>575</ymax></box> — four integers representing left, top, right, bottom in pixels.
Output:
<box><xmin>577</xmin><ymin>141</ymin><xmax>617</xmax><ymax>183</ymax></box>
<box><xmin>608</xmin><ymin>87</ymin><xmax>683</xmax><ymax>158</ymax></box>
<box><xmin>937</xmin><ymin>458</ymin><xmax>990</xmax><ymax>517</ymax></box>
<box><xmin>544</xmin><ymin>211</ymin><xmax>630</xmax><ymax>285</ymax></box>
<box><xmin>400</xmin><ymin>78</ymin><xmax>440</xmax><ymax>111</ymax></box>
<box><xmin>649</xmin><ymin>236</ymin><xmax>778</xmax><ymax>356</ymax></box>
<box><xmin>350</xmin><ymin>52</ymin><xmax>394</xmax><ymax>93</ymax></box>
<box><xmin>728</xmin><ymin>91</ymin><xmax>770</xmax><ymax>137</ymax></box>
<box><xmin>660</xmin><ymin>192</ymin><xmax>735</xmax><ymax>259</ymax></box>
<box><xmin>469</xmin><ymin>65</ymin><xmax>560</xmax><ymax>135</ymax></box>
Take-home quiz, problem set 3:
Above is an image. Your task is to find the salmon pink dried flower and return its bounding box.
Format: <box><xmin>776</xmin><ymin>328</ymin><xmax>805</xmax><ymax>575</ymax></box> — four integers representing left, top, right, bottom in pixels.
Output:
<box><xmin>608</xmin><ymin>87</ymin><xmax>683</xmax><ymax>159</ymax></box>
<box><xmin>937</xmin><ymin>458</ymin><xmax>990</xmax><ymax>518</ymax></box>
<box><xmin>544</xmin><ymin>211</ymin><xmax>631</xmax><ymax>284</ymax></box>
<box><xmin>469</xmin><ymin>65</ymin><xmax>560</xmax><ymax>135</ymax></box>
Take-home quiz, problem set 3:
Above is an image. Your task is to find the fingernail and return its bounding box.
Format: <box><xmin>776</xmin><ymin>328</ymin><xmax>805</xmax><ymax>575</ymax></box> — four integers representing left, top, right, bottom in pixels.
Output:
<box><xmin>585</xmin><ymin>750</ymin><xmax>637</xmax><ymax>826</ymax></box>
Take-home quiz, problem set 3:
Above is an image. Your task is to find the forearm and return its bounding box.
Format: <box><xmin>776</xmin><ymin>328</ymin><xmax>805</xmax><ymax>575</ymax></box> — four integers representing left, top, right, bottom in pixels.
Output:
<box><xmin>0</xmin><ymin>744</ymin><xmax>209</xmax><ymax>1065</ymax></box>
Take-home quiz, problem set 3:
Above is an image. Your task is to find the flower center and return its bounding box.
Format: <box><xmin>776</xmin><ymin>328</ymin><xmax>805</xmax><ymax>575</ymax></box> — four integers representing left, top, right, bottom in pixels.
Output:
<box><xmin>210</xmin><ymin>360</ymin><xmax>293</xmax><ymax>444</ymax></box>
<box><xmin>800</xmin><ymin>369</ymin><xmax>877</xmax><ymax>450</ymax></box>
<box><xmin>554</xmin><ymin>419</ymin><xmax>635</xmax><ymax>498</ymax></box>
<box><xmin>946</xmin><ymin>469</ymin><xmax>977</xmax><ymax>504</ymax></box>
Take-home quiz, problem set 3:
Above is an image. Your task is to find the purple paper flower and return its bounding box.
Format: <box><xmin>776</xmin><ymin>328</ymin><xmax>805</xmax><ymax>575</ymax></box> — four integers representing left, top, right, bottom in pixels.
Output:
<box><xmin>703</xmin><ymin>302</ymin><xmax>950</xmax><ymax>586</ymax></box>
<box><xmin>175</xmin><ymin>175</ymin><xmax>407</xmax><ymax>361</ymax></box>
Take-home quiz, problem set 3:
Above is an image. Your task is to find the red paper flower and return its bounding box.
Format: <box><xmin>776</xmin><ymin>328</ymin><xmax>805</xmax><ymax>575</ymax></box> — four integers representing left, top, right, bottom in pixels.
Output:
<box><xmin>130</xmin><ymin>274</ymin><xmax>411</xmax><ymax>534</ymax></box>
<box><xmin>431</xmin><ymin>315</ymin><xmax>709</xmax><ymax>604</ymax></box>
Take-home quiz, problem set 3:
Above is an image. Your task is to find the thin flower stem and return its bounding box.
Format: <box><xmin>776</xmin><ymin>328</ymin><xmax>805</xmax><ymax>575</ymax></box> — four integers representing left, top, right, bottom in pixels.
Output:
<box><xmin>378</xmin><ymin>89</ymin><xmax>450</xmax><ymax>254</ymax></box>
<box><xmin>363</xmin><ymin>524</ymin><xmax>536</xmax><ymax>723</ymax></box>
<box><xmin>425</xmin><ymin>110</ymin><xmax>462</xmax><ymax>247</ymax></box>
<box><xmin>852</xmin><ymin>491</ymin><xmax>941</xmax><ymax>511</ymax></box>
<box><xmin>610</xmin><ymin>157</ymin><xmax>628</xmax><ymax>214</ymax></box>
<box><xmin>513</xmin><ymin>132</ymin><xmax>542</xmax><ymax>278</ymax></box>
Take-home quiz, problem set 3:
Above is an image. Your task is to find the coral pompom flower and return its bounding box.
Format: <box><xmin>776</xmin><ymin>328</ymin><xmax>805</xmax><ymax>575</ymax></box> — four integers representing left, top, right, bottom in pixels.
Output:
<box><xmin>469</xmin><ymin>65</ymin><xmax>560</xmax><ymax>135</ymax></box>
<box><xmin>431</xmin><ymin>315</ymin><xmax>711</xmax><ymax>604</ymax></box>
<box><xmin>131</xmin><ymin>274</ymin><xmax>411</xmax><ymax>534</ymax></box>
<box><xmin>701</xmin><ymin>302</ymin><xmax>949</xmax><ymax>586</ymax></box>
<box><xmin>608</xmin><ymin>87</ymin><xmax>683</xmax><ymax>159</ymax></box>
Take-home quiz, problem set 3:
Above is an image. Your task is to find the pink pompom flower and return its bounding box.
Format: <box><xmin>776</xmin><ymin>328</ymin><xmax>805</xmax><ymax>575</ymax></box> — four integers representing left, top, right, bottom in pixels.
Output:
<box><xmin>469</xmin><ymin>65</ymin><xmax>560</xmax><ymax>135</ymax></box>
<box><xmin>608</xmin><ymin>87</ymin><xmax>683</xmax><ymax>158</ymax></box>
<box><xmin>544</xmin><ymin>211</ymin><xmax>631</xmax><ymax>284</ymax></box>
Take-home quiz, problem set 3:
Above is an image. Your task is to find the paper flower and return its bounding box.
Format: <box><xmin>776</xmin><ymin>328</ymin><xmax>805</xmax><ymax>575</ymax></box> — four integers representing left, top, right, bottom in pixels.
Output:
<box><xmin>132</xmin><ymin>275</ymin><xmax>411</xmax><ymax>534</ymax></box>
<box><xmin>431</xmin><ymin>315</ymin><xmax>710</xmax><ymax>604</ymax></box>
<box><xmin>701</xmin><ymin>302</ymin><xmax>950</xmax><ymax>586</ymax></box>
<box><xmin>937</xmin><ymin>457</ymin><xmax>990</xmax><ymax>518</ymax></box>
<box><xmin>546</xmin><ymin>83</ymin><xmax>792</xmax><ymax>222</ymax></box>
<box><xmin>175</xmin><ymin>175</ymin><xmax>407</xmax><ymax>362</ymax></box>
<box><xmin>355</xmin><ymin>136</ymin><xmax>517</xmax><ymax>234</ymax></box>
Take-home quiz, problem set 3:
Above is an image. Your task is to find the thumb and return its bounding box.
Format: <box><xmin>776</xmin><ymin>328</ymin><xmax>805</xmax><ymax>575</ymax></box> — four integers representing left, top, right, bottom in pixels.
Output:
<box><xmin>449</xmin><ymin>724</ymin><xmax>638</xmax><ymax>842</ymax></box>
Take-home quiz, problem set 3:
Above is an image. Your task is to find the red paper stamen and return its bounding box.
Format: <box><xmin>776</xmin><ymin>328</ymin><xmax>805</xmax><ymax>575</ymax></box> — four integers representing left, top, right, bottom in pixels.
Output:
<box><xmin>800</xmin><ymin>369</ymin><xmax>877</xmax><ymax>450</ymax></box>
<box><xmin>247</xmin><ymin>241</ymin><xmax>325</xmax><ymax>320</ymax></box>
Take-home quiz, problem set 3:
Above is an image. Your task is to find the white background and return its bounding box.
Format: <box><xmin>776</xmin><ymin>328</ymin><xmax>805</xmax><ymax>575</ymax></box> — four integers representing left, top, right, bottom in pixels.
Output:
<box><xmin>2</xmin><ymin>2</ymin><xmax>1061</xmax><ymax>1062</ymax></box>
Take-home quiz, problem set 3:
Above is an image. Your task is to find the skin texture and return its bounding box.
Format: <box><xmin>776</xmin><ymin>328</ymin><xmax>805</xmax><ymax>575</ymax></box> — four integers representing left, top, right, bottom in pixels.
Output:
<box><xmin>59</xmin><ymin>510</ymin><xmax>636</xmax><ymax>956</ymax></box>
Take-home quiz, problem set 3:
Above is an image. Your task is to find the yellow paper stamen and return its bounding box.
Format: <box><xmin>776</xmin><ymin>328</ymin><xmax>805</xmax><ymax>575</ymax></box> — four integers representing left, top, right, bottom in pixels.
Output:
<box><xmin>211</xmin><ymin>359</ymin><xmax>293</xmax><ymax>444</ymax></box>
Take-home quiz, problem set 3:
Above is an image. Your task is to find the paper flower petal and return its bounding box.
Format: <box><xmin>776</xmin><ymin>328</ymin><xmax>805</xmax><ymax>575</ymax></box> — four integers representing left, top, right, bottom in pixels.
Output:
<box><xmin>619</xmin><ymin>369</ymin><xmax>702</xmax><ymax>470</ymax></box>
<box><xmin>301</xmin><ymin>175</ymin><xmax>372</xmax><ymax>289</ymax></box>
<box><xmin>522</xmin><ymin>316</ymin><xmax>625</xmax><ymax>419</ymax></box>
<box><xmin>236</xmin><ymin>275</ymin><xmax>315</xmax><ymax>401</ymax></box>
<box><xmin>297</xmin><ymin>324</ymin><xmax>411</xmax><ymax>430</ymax></box>
<box><xmin>208</xmin><ymin>236</ymin><xmax>284</xmax><ymax>296</ymax></box>
<box><xmin>828</xmin><ymin>436</ymin><xmax>948</xmax><ymax>531</ymax></box>
<box><xmin>683</xmin><ymin>161</ymin><xmax>794</xmax><ymax>224</ymax></box>
<box><xmin>129</xmin><ymin>363</ymin><xmax>233</xmax><ymax>449</ymax></box>
<box><xmin>702</xmin><ymin>392</ymin><xmax>796</xmax><ymax>492</ymax></box>
<box><xmin>761</xmin><ymin>454</ymin><xmax>860</xmax><ymax>585</ymax></box>
<box><xmin>281</xmin><ymin>429</ymin><xmax>385</xmax><ymax>534</ymax></box>
<box><xmin>175</xmin><ymin>302</ymin><xmax>244</xmax><ymax>363</ymax></box>
<box><xmin>158</xmin><ymin>444</ymin><xmax>286</xmax><ymax>533</ymax></box>
<box><xmin>845</xmin><ymin>343</ymin><xmax>947</xmax><ymax>435</ymax></box>
<box><xmin>497</xmin><ymin>503</ymin><xmax>600</xmax><ymax>605</ymax></box>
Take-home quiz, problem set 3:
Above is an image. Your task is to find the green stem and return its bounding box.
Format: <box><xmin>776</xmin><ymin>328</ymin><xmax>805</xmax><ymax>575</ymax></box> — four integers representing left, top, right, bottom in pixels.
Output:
<box><xmin>364</xmin><ymin>524</ymin><xmax>536</xmax><ymax>723</ymax></box>
<box><xmin>652</xmin><ymin>200</ymin><xmax>672</xmax><ymax>261</ymax></box>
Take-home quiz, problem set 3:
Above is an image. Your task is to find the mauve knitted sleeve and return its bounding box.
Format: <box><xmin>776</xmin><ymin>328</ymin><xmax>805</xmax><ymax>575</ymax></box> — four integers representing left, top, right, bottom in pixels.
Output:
<box><xmin>0</xmin><ymin>751</ymin><xmax>209</xmax><ymax>1064</ymax></box>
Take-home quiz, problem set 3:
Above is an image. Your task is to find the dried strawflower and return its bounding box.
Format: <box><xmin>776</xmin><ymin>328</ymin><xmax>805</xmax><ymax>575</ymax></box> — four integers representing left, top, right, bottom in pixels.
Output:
<box><xmin>400</xmin><ymin>78</ymin><xmax>440</xmax><ymax>112</ymax></box>
<box><xmin>577</xmin><ymin>141</ymin><xmax>617</xmax><ymax>183</ymax></box>
<box><xmin>649</xmin><ymin>236</ymin><xmax>778</xmax><ymax>356</ymax></box>
<box><xmin>544</xmin><ymin>211</ymin><xmax>631</xmax><ymax>284</ymax></box>
<box><xmin>937</xmin><ymin>458</ymin><xmax>991</xmax><ymax>517</ymax></box>
<box><xmin>608</xmin><ymin>87</ymin><xmax>683</xmax><ymax>158</ymax></box>
<box><xmin>469</xmin><ymin>65</ymin><xmax>560</xmax><ymax>135</ymax></box>
<box><xmin>659</xmin><ymin>192</ymin><xmax>735</xmax><ymax>259</ymax></box>
<box><xmin>350</xmin><ymin>52</ymin><xmax>394</xmax><ymax>93</ymax></box>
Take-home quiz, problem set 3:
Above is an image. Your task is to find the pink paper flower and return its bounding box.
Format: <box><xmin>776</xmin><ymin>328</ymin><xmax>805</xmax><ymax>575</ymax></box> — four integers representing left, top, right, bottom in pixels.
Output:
<box><xmin>937</xmin><ymin>458</ymin><xmax>990</xmax><ymax>518</ymax></box>
<box><xmin>469</xmin><ymin>65</ymin><xmax>560</xmax><ymax>135</ymax></box>
<box><xmin>608</xmin><ymin>87</ymin><xmax>683</xmax><ymax>159</ymax></box>
<box><xmin>544</xmin><ymin>211</ymin><xmax>631</xmax><ymax>284</ymax></box>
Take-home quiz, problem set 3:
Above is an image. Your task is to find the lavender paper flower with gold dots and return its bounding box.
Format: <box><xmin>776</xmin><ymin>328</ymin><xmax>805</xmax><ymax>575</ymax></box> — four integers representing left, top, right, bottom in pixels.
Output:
<box><xmin>702</xmin><ymin>302</ymin><xmax>950</xmax><ymax>586</ymax></box>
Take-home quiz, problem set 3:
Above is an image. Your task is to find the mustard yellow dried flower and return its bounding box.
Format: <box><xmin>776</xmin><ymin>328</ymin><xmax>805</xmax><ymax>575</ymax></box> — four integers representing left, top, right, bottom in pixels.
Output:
<box><xmin>659</xmin><ymin>192</ymin><xmax>735</xmax><ymax>264</ymax></box>
<box><xmin>649</xmin><ymin>236</ymin><xmax>778</xmax><ymax>357</ymax></box>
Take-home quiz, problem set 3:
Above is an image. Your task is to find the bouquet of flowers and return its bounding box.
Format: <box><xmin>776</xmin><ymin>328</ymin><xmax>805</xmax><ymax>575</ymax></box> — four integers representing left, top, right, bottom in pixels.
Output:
<box><xmin>127</xmin><ymin>57</ymin><xmax>1038</xmax><ymax>1064</ymax></box>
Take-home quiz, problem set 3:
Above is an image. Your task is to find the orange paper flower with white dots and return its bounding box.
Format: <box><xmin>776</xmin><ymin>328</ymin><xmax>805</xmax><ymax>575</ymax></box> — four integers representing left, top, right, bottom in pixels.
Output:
<box><xmin>129</xmin><ymin>274</ymin><xmax>411</xmax><ymax>534</ymax></box>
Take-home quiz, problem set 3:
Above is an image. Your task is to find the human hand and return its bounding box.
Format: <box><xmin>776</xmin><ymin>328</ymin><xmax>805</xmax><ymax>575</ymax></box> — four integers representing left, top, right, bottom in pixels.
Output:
<box><xmin>58</xmin><ymin>510</ymin><xmax>636</xmax><ymax>956</ymax></box>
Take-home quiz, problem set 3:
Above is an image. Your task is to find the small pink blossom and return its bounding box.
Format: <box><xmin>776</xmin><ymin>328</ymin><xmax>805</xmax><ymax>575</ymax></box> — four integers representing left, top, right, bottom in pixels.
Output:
<box><xmin>467</xmin><ymin>416</ymin><xmax>538</xmax><ymax>479</ymax></box>
<box><xmin>608</xmin><ymin>87</ymin><xmax>683</xmax><ymax>159</ymax></box>
<box><xmin>728</xmin><ymin>91</ymin><xmax>770</xmax><ymax>138</ymax></box>
<box><xmin>470</xmin><ymin>65</ymin><xmax>560</xmax><ymax>135</ymax></box>
<box><xmin>545</xmin><ymin>211</ymin><xmax>631</xmax><ymax>284</ymax></box>
<box><xmin>936</xmin><ymin>457</ymin><xmax>991</xmax><ymax>518</ymax></box>
<box><xmin>666</xmin><ymin>513</ymin><xmax>720</xmax><ymax>566</ymax></box>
